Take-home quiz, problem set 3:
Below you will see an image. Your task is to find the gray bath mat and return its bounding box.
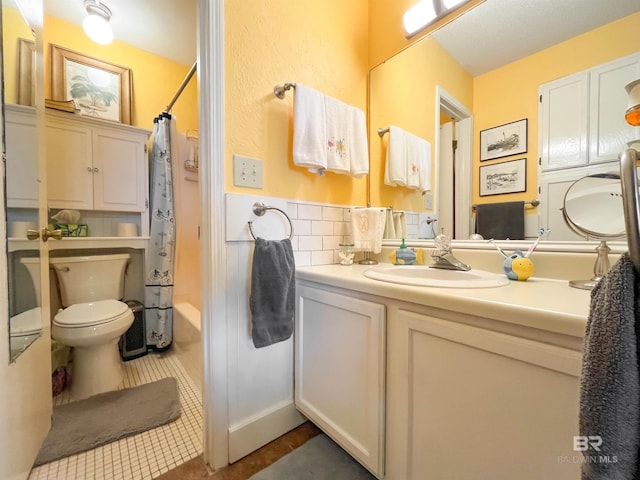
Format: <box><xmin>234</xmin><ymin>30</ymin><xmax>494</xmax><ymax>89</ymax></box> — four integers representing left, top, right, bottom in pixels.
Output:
<box><xmin>35</xmin><ymin>377</ymin><xmax>181</xmax><ymax>466</ymax></box>
<box><xmin>249</xmin><ymin>433</ymin><xmax>376</xmax><ymax>480</ymax></box>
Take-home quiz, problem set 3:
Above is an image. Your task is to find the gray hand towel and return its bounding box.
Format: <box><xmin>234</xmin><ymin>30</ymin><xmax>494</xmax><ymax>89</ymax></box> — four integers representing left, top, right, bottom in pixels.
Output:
<box><xmin>580</xmin><ymin>253</ymin><xmax>640</xmax><ymax>479</ymax></box>
<box><xmin>250</xmin><ymin>237</ymin><xmax>295</xmax><ymax>348</ymax></box>
<box><xmin>475</xmin><ymin>201</ymin><xmax>525</xmax><ymax>240</ymax></box>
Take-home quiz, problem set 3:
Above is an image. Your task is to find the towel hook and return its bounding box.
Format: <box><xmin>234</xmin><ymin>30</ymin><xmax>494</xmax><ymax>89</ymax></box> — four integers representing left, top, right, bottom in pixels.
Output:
<box><xmin>248</xmin><ymin>202</ymin><xmax>294</xmax><ymax>240</ymax></box>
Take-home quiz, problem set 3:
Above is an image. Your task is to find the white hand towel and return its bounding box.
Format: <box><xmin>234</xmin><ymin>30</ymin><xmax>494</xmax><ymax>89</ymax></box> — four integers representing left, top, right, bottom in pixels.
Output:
<box><xmin>405</xmin><ymin>131</ymin><xmax>422</xmax><ymax>189</ymax></box>
<box><xmin>293</xmin><ymin>84</ymin><xmax>327</xmax><ymax>175</ymax></box>
<box><xmin>418</xmin><ymin>138</ymin><xmax>432</xmax><ymax>194</ymax></box>
<box><xmin>384</xmin><ymin>126</ymin><xmax>408</xmax><ymax>186</ymax></box>
<box><xmin>325</xmin><ymin>95</ymin><xmax>351</xmax><ymax>175</ymax></box>
<box><xmin>351</xmin><ymin>207</ymin><xmax>386</xmax><ymax>253</ymax></box>
<box><xmin>393</xmin><ymin>211</ymin><xmax>407</xmax><ymax>239</ymax></box>
<box><xmin>383</xmin><ymin>208</ymin><xmax>396</xmax><ymax>239</ymax></box>
<box><xmin>349</xmin><ymin>107</ymin><xmax>369</xmax><ymax>177</ymax></box>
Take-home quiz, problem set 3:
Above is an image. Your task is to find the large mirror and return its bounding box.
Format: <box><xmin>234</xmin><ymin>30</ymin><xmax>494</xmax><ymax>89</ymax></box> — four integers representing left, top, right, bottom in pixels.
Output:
<box><xmin>370</xmin><ymin>0</ymin><xmax>640</xmax><ymax>244</ymax></box>
<box><xmin>3</xmin><ymin>0</ymin><xmax>43</xmax><ymax>362</ymax></box>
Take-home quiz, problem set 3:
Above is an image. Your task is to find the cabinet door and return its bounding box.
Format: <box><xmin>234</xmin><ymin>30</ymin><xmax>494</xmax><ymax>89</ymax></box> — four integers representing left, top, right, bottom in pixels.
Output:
<box><xmin>295</xmin><ymin>285</ymin><xmax>385</xmax><ymax>478</ymax></box>
<box><xmin>92</xmin><ymin>127</ymin><xmax>147</xmax><ymax>212</ymax></box>
<box><xmin>589</xmin><ymin>53</ymin><xmax>640</xmax><ymax>164</ymax></box>
<box><xmin>5</xmin><ymin>106</ymin><xmax>38</xmax><ymax>208</ymax></box>
<box><xmin>46</xmin><ymin>119</ymin><xmax>93</xmax><ymax>209</ymax></box>
<box><xmin>539</xmin><ymin>71</ymin><xmax>589</xmax><ymax>172</ymax></box>
<box><xmin>386</xmin><ymin>309</ymin><xmax>581</xmax><ymax>480</ymax></box>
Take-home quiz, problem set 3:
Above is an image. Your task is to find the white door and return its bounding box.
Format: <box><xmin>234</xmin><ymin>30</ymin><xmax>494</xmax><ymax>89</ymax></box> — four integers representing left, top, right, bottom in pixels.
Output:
<box><xmin>0</xmin><ymin>3</ymin><xmax>53</xmax><ymax>479</ymax></box>
<box><xmin>438</xmin><ymin>122</ymin><xmax>454</xmax><ymax>237</ymax></box>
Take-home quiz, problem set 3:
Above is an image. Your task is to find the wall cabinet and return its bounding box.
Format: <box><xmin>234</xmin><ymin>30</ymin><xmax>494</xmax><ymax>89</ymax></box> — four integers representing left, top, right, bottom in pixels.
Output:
<box><xmin>46</xmin><ymin>110</ymin><xmax>150</xmax><ymax>212</ymax></box>
<box><xmin>539</xmin><ymin>53</ymin><xmax>640</xmax><ymax>172</ymax></box>
<box><xmin>295</xmin><ymin>283</ymin><xmax>386</xmax><ymax>478</ymax></box>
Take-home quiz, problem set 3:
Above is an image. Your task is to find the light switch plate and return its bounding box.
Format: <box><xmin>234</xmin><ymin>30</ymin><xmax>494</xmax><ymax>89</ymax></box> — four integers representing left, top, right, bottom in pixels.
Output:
<box><xmin>233</xmin><ymin>155</ymin><xmax>263</xmax><ymax>189</ymax></box>
<box><xmin>424</xmin><ymin>192</ymin><xmax>434</xmax><ymax>210</ymax></box>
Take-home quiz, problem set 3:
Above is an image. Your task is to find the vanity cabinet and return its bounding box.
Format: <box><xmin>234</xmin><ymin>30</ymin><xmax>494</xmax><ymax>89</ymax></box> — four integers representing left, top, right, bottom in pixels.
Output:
<box><xmin>5</xmin><ymin>104</ymin><xmax>38</xmax><ymax>208</ymax></box>
<box><xmin>295</xmin><ymin>283</ymin><xmax>386</xmax><ymax>478</ymax></box>
<box><xmin>539</xmin><ymin>52</ymin><xmax>640</xmax><ymax>172</ymax></box>
<box><xmin>385</xmin><ymin>307</ymin><xmax>582</xmax><ymax>480</ymax></box>
<box><xmin>45</xmin><ymin>110</ymin><xmax>150</xmax><ymax>212</ymax></box>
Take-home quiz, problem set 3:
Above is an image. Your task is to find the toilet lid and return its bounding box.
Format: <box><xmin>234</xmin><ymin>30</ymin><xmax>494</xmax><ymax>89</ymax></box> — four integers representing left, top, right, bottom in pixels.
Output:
<box><xmin>54</xmin><ymin>299</ymin><xmax>130</xmax><ymax>327</ymax></box>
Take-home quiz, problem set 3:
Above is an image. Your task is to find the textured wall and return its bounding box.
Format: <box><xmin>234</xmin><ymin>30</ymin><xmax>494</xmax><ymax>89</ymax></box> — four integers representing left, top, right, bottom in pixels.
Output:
<box><xmin>224</xmin><ymin>0</ymin><xmax>369</xmax><ymax>206</ymax></box>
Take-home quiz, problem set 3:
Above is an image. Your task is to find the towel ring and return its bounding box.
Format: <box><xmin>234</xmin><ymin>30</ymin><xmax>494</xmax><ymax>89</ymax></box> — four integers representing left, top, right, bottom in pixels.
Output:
<box><xmin>248</xmin><ymin>202</ymin><xmax>294</xmax><ymax>240</ymax></box>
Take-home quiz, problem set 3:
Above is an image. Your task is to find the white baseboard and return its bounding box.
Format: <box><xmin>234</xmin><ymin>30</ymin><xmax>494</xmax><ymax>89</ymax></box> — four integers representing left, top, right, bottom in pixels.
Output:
<box><xmin>228</xmin><ymin>401</ymin><xmax>307</xmax><ymax>463</ymax></box>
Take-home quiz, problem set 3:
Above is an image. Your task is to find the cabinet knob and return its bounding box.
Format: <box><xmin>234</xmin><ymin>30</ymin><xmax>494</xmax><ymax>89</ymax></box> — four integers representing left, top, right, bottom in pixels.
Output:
<box><xmin>26</xmin><ymin>228</ymin><xmax>62</xmax><ymax>242</ymax></box>
<box><xmin>93</xmin><ymin>167</ymin><xmax>99</xmax><ymax>173</ymax></box>
<box><xmin>87</xmin><ymin>166</ymin><xmax>92</xmax><ymax>172</ymax></box>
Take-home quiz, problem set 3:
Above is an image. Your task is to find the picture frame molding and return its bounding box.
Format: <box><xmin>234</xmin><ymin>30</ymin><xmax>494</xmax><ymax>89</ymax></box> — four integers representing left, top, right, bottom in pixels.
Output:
<box><xmin>479</xmin><ymin>118</ymin><xmax>528</xmax><ymax>162</ymax></box>
<box><xmin>50</xmin><ymin>44</ymin><xmax>132</xmax><ymax>124</ymax></box>
<box><xmin>479</xmin><ymin>157</ymin><xmax>527</xmax><ymax>197</ymax></box>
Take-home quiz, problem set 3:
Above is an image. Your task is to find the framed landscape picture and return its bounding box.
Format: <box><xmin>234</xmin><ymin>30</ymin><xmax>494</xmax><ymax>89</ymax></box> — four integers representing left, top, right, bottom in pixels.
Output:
<box><xmin>479</xmin><ymin>158</ymin><xmax>527</xmax><ymax>196</ymax></box>
<box><xmin>51</xmin><ymin>44</ymin><xmax>132</xmax><ymax>124</ymax></box>
<box><xmin>480</xmin><ymin>118</ymin><xmax>527</xmax><ymax>161</ymax></box>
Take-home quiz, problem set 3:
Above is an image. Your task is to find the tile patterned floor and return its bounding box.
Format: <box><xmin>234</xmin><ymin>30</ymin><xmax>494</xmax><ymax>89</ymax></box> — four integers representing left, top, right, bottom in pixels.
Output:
<box><xmin>28</xmin><ymin>351</ymin><xmax>202</xmax><ymax>480</ymax></box>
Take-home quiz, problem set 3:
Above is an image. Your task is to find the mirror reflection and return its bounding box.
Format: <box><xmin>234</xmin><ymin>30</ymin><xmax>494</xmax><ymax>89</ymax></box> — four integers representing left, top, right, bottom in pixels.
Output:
<box><xmin>370</xmin><ymin>0</ymin><xmax>640</xmax><ymax>243</ymax></box>
<box><xmin>3</xmin><ymin>0</ymin><xmax>42</xmax><ymax>362</ymax></box>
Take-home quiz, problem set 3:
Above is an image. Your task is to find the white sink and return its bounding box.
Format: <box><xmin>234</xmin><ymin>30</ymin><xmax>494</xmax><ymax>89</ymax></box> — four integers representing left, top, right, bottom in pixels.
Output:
<box><xmin>363</xmin><ymin>265</ymin><xmax>510</xmax><ymax>288</ymax></box>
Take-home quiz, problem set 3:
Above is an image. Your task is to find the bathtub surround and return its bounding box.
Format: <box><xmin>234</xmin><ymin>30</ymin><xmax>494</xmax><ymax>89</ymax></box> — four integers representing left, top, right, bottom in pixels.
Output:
<box><xmin>34</xmin><ymin>377</ymin><xmax>181</xmax><ymax>466</ymax></box>
<box><xmin>145</xmin><ymin>114</ymin><xmax>177</xmax><ymax>350</ymax></box>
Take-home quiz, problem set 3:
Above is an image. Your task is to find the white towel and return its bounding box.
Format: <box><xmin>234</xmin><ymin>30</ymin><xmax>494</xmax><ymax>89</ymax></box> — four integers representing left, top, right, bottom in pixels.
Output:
<box><xmin>383</xmin><ymin>208</ymin><xmax>396</xmax><ymax>239</ymax></box>
<box><xmin>393</xmin><ymin>211</ymin><xmax>407</xmax><ymax>239</ymax></box>
<box><xmin>418</xmin><ymin>139</ymin><xmax>432</xmax><ymax>194</ymax></box>
<box><xmin>384</xmin><ymin>126</ymin><xmax>407</xmax><ymax>186</ymax></box>
<box><xmin>351</xmin><ymin>207</ymin><xmax>386</xmax><ymax>253</ymax></box>
<box><xmin>325</xmin><ymin>95</ymin><xmax>350</xmax><ymax>175</ymax></box>
<box><xmin>293</xmin><ymin>84</ymin><xmax>327</xmax><ymax>175</ymax></box>
<box><xmin>349</xmin><ymin>107</ymin><xmax>369</xmax><ymax>177</ymax></box>
<box><xmin>405</xmin><ymin>131</ymin><xmax>422</xmax><ymax>189</ymax></box>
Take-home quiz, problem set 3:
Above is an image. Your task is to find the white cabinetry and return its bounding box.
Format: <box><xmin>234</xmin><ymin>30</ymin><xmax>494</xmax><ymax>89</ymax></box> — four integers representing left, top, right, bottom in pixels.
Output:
<box><xmin>539</xmin><ymin>53</ymin><xmax>640</xmax><ymax>172</ymax></box>
<box><xmin>5</xmin><ymin>104</ymin><xmax>38</xmax><ymax>208</ymax></box>
<box><xmin>385</xmin><ymin>308</ymin><xmax>582</xmax><ymax>480</ymax></box>
<box><xmin>46</xmin><ymin>110</ymin><xmax>149</xmax><ymax>212</ymax></box>
<box><xmin>295</xmin><ymin>283</ymin><xmax>385</xmax><ymax>478</ymax></box>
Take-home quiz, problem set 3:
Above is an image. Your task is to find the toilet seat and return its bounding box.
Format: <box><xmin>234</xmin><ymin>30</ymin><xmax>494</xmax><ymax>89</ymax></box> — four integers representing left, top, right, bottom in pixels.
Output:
<box><xmin>54</xmin><ymin>299</ymin><xmax>131</xmax><ymax>328</ymax></box>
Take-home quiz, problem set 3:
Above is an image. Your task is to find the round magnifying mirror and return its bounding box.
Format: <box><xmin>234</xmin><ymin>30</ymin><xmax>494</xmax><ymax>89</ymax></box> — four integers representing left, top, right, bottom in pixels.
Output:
<box><xmin>562</xmin><ymin>173</ymin><xmax>625</xmax><ymax>290</ymax></box>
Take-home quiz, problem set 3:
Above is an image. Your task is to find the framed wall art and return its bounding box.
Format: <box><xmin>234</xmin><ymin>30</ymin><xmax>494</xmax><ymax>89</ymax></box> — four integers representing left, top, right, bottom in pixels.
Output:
<box><xmin>479</xmin><ymin>158</ymin><xmax>527</xmax><ymax>196</ymax></box>
<box><xmin>17</xmin><ymin>38</ymin><xmax>35</xmax><ymax>106</ymax></box>
<box><xmin>479</xmin><ymin>118</ymin><xmax>527</xmax><ymax>161</ymax></box>
<box><xmin>51</xmin><ymin>44</ymin><xmax>132</xmax><ymax>124</ymax></box>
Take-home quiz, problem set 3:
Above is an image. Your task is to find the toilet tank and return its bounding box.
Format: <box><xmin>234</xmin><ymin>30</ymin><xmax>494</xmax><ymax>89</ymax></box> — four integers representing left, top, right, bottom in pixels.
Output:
<box><xmin>50</xmin><ymin>253</ymin><xmax>130</xmax><ymax>306</ymax></box>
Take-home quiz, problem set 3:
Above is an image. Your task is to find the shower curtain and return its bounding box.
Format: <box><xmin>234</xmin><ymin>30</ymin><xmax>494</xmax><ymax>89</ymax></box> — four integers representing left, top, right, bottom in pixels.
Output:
<box><xmin>145</xmin><ymin>113</ymin><xmax>176</xmax><ymax>350</ymax></box>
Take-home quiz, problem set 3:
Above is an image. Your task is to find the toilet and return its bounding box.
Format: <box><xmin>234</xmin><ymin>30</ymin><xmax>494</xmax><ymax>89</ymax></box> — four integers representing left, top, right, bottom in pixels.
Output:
<box><xmin>47</xmin><ymin>254</ymin><xmax>134</xmax><ymax>399</ymax></box>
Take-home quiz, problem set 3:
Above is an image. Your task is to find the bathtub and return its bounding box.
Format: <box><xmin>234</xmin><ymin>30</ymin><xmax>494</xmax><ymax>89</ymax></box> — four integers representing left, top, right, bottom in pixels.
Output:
<box><xmin>173</xmin><ymin>301</ymin><xmax>202</xmax><ymax>394</ymax></box>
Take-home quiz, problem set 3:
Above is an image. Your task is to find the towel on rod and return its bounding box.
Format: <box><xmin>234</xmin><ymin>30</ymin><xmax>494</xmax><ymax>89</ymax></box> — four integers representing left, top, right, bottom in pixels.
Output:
<box><xmin>250</xmin><ymin>238</ymin><xmax>296</xmax><ymax>348</ymax></box>
<box><xmin>350</xmin><ymin>207</ymin><xmax>386</xmax><ymax>253</ymax></box>
<box><xmin>475</xmin><ymin>201</ymin><xmax>524</xmax><ymax>240</ymax></box>
<box><xmin>325</xmin><ymin>94</ymin><xmax>351</xmax><ymax>175</ymax></box>
<box><xmin>349</xmin><ymin>107</ymin><xmax>369</xmax><ymax>177</ymax></box>
<box><xmin>293</xmin><ymin>84</ymin><xmax>327</xmax><ymax>175</ymax></box>
<box><xmin>384</xmin><ymin>126</ymin><xmax>407</xmax><ymax>186</ymax></box>
<box><xmin>579</xmin><ymin>253</ymin><xmax>640</xmax><ymax>479</ymax></box>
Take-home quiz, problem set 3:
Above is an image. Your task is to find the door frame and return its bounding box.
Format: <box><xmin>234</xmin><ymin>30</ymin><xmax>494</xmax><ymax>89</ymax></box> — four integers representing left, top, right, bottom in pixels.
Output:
<box><xmin>434</xmin><ymin>86</ymin><xmax>473</xmax><ymax>239</ymax></box>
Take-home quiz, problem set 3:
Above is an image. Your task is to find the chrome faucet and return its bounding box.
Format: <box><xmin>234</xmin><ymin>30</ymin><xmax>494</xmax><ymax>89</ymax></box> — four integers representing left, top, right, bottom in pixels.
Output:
<box><xmin>430</xmin><ymin>230</ymin><xmax>471</xmax><ymax>271</ymax></box>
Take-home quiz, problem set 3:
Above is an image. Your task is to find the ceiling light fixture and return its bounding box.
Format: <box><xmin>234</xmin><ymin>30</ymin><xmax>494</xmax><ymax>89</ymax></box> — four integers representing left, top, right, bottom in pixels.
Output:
<box><xmin>403</xmin><ymin>0</ymin><xmax>470</xmax><ymax>39</ymax></box>
<box><xmin>82</xmin><ymin>0</ymin><xmax>113</xmax><ymax>45</ymax></box>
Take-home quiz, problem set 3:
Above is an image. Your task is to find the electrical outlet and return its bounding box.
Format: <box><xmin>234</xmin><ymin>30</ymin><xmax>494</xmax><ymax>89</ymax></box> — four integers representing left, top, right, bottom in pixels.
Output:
<box><xmin>424</xmin><ymin>192</ymin><xmax>434</xmax><ymax>210</ymax></box>
<box><xmin>233</xmin><ymin>155</ymin><xmax>263</xmax><ymax>189</ymax></box>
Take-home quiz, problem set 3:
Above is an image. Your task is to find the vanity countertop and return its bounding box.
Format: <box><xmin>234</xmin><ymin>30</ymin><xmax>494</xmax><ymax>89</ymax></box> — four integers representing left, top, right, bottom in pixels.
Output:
<box><xmin>296</xmin><ymin>264</ymin><xmax>591</xmax><ymax>339</ymax></box>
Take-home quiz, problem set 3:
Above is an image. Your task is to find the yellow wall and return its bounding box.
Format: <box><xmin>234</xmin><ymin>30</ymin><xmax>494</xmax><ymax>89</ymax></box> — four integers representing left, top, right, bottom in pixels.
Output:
<box><xmin>3</xmin><ymin>7</ymin><xmax>35</xmax><ymax>105</ymax></box>
<box><xmin>369</xmin><ymin>35</ymin><xmax>473</xmax><ymax>211</ymax></box>
<box><xmin>473</xmin><ymin>12</ymin><xmax>640</xmax><ymax>205</ymax></box>
<box><xmin>368</xmin><ymin>0</ymin><xmax>484</xmax><ymax>69</ymax></box>
<box><xmin>42</xmin><ymin>16</ymin><xmax>198</xmax><ymax>133</ymax></box>
<box><xmin>224</xmin><ymin>0</ymin><xmax>369</xmax><ymax>205</ymax></box>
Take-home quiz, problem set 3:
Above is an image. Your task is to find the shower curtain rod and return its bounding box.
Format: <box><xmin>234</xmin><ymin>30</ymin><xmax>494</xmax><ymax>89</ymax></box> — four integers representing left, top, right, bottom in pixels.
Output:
<box><xmin>164</xmin><ymin>61</ymin><xmax>197</xmax><ymax>113</ymax></box>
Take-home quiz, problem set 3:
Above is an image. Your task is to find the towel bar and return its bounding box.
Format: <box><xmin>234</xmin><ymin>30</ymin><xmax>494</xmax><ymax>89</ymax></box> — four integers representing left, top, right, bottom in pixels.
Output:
<box><xmin>377</xmin><ymin>127</ymin><xmax>390</xmax><ymax>137</ymax></box>
<box><xmin>248</xmin><ymin>202</ymin><xmax>294</xmax><ymax>240</ymax></box>
<box><xmin>620</xmin><ymin>148</ymin><xmax>640</xmax><ymax>269</ymax></box>
<box><xmin>471</xmin><ymin>199</ymin><xmax>540</xmax><ymax>211</ymax></box>
<box><xmin>274</xmin><ymin>83</ymin><xmax>296</xmax><ymax>99</ymax></box>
